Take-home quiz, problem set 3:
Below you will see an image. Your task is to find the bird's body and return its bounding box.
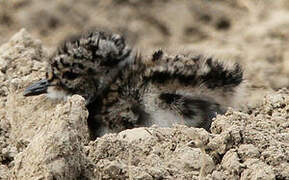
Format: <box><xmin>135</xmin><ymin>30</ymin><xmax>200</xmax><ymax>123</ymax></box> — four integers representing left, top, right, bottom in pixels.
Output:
<box><xmin>24</xmin><ymin>30</ymin><xmax>244</xmax><ymax>138</ymax></box>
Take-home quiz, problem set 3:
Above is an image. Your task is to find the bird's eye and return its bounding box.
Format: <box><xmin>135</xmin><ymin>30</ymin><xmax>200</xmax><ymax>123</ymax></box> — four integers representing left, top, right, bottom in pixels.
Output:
<box><xmin>63</xmin><ymin>71</ymin><xmax>78</xmax><ymax>80</ymax></box>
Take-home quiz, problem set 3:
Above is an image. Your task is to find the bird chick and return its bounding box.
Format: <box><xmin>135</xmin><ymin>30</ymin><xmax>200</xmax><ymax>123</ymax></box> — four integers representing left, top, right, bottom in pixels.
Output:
<box><xmin>24</xmin><ymin>30</ymin><xmax>244</xmax><ymax>138</ymax></box>
<box><xmin>104</xmin><ymin>50</ymin><xmax>244</xmax><ymax>135</ymax></box>
<box><xmin>24</xmin><ymin>31</ymin><xmax>134</xmax><ymax>104</ymax></box>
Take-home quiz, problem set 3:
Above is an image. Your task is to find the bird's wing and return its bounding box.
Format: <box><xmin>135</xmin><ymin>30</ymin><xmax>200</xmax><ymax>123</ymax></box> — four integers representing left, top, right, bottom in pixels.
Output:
<box><xmin>142</xmin><ymin>50</ymin><xmax>244</xmax><ymax>108</ymax></box>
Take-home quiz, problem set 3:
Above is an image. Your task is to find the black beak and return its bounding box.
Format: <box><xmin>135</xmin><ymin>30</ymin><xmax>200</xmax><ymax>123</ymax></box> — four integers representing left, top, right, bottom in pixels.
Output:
<box><xmin>23</xmin><ymin>79</ymin><xmax>50</xmax><ymax>96</ymax></box>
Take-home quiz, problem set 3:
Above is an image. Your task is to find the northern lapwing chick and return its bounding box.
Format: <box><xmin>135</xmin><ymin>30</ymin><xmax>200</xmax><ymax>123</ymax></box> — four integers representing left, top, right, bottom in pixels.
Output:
<box><xmin>24</xmin><ymin>31</ymin><xmax>134</xmax><ymax>104</ymax></box>
<box><xmin>24</xmin><ymin>30</ymin><xmax>244</xmax><ymax>138</ymax></box>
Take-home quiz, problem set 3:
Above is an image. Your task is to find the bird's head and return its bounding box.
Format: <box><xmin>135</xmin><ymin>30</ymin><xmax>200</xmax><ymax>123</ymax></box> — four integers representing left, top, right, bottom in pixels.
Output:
<box><xmin>24</xmin><ymin>31</ymin><xmax>134</xmax><ymax>105</ymax></box>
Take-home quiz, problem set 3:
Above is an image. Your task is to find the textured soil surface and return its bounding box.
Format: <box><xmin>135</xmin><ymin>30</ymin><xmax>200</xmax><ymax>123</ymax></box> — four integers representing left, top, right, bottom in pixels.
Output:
<box><xmin>0</xmin><ymin>0</ymin><xmax>289</xmax><ymax>179</ymax></box>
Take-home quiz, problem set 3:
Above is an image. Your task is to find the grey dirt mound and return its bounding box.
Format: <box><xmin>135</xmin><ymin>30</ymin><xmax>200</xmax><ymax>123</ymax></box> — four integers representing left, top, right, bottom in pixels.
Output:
<box><xmin>0</xmin><ymin>28</ymin><xmax>288</xmax><ymax>180</ymax></box>
<box><xmin>0</xmin><ymin>0</ymin><xmax>289</xmax><ymax>179</ymax></box>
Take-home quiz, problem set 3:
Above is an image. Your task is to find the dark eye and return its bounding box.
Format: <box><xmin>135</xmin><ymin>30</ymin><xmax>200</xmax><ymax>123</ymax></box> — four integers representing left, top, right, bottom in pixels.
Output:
<box><xmin>63</xmin><ymin>71</ymin><xmax>78</xmax><ymax>80</ymax></box>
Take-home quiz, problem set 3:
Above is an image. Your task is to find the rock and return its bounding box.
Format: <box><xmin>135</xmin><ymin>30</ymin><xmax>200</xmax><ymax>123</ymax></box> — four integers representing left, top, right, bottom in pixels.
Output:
<box><xmin>117</xmin><ymin>127</ymin><xmax>154</xmax><ymax>143</ymax></box>
<box><xmin>221</xmin><ymin>150</ymin><xmax>242</xmax><ymax>175</ymax></box>
<box><xmin>11</xmin><ymin>95</ymin><xmax>94</xmax><ymax>179</ymax></box>
<box><xmin>238</xmin><ymin>144</ymin><xmax>260</xmax><ymax>160</ymax></box>
<box><xmin>0</xmin><ymin>164</ymin><xmax>10</xmax><ymax>179</ymax></box>
<box><xmin>241</xmin><ymin>159</ymin><xmax>275</xmax><ymax>180</ymax></box>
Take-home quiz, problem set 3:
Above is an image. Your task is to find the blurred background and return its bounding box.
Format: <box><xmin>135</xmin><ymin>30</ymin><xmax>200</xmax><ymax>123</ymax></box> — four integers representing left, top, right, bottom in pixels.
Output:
<box><xmin>1</xmin><ymin>0</ymin><xmax>289</xmax><ymax>106</ymax></box>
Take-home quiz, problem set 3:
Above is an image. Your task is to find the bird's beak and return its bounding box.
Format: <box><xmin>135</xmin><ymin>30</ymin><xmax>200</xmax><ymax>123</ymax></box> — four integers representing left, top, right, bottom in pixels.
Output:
<box><xmin>23</xmin><ymin>79</ymin><xmax>50</xmax><ymax>96</ymax></box>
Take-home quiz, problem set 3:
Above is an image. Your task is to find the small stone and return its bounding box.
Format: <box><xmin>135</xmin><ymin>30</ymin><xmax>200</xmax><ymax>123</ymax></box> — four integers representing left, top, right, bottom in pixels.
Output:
<box><xmin>238</xmin><ymin>144</ymin><xmax>260</xmax><ymax>160</ymax></box>
<box><xmin>117</xmin><ymin>128</ymin><xmax>154</xmax><ymax>143</ymax></box>
<box><xmin>241</xmin><ymin>158</ymin><xmax>275</xmax><ymax>180</ymax></box>
<box><xmin>221</xmin><ymin>150</ymin><xmax>242</xmax><ymax>175</ymax></box>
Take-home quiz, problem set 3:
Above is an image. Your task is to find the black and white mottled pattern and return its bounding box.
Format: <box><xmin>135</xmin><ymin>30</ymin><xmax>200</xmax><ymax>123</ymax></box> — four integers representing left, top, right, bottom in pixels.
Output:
<box><xmin>24</xmin><ymin>30</ymin><xmax>244</xmax><ymax>139</ymax></box>
<box><xmin>46</xmin><ymin>31</ymin><xmax>134</xmax><ymax>103</ymax></box>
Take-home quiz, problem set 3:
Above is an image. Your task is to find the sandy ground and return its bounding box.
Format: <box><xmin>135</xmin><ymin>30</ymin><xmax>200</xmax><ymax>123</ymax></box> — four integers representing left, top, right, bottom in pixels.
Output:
<box><xmin>0</xmin><ymin>0</ymin><xmax>289</xmax><ymax>179</ymax></box>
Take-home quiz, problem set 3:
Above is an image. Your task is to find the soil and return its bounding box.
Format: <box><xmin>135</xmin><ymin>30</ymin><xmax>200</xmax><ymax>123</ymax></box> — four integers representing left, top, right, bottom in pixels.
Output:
<box><xmin>0</xmin><ymin>0</ymin><xmax>289</xmax><ymax>179</ymax></box>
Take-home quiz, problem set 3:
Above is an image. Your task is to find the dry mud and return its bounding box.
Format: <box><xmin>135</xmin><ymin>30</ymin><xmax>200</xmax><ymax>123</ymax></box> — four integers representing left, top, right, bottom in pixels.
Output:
<box><xmin>0</xmin><ymin>0</ymin><xmax>289</xmax><ymax>179</ymax></box>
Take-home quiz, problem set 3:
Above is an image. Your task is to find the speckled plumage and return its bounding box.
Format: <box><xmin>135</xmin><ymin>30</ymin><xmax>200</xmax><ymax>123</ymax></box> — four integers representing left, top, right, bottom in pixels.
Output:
<box><xmin>24</xmin><ymin>30</ymin><xmax>244</xmax><ymax>138</ymax></box>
